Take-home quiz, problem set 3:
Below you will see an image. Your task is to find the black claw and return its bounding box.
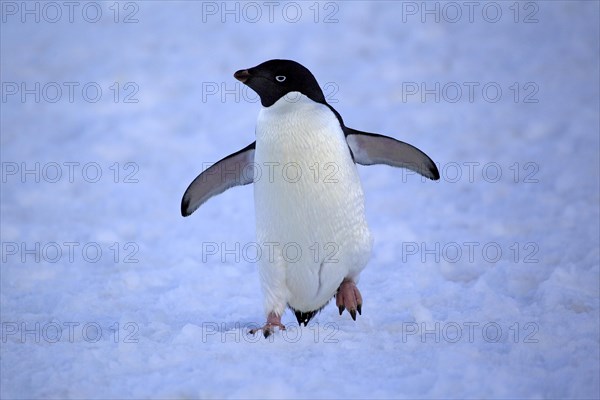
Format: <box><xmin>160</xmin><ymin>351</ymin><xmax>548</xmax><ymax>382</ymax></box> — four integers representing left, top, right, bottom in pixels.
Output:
<box><xmin>357</xmin><ymin>304</ymin><xmax>362</xmax><ymax>315</ymax></box>
<box><xmin>263</xmin><ymin>329</ymin><xmax>271</xmax><ymax>339</ymax></box>
<box><xmin>338</xmin><ymin>305</ymin><xmax>345</xmax><ymax>315</ymax></box>
<box><xmin>350</xmin><ymin>309</ymin><xmax>357</xmax><ymax>321</ymax></box>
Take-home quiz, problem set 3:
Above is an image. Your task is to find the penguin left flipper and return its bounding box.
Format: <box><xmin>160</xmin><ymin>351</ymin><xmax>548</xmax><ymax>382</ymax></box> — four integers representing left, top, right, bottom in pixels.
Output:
<box><xmin>181</xmin><ymin>142</ymin><xmax>256</xmax><ymax>217</ymax></box>
<box><xmin>345</xmin><ymin>128</ymin><xmax>440</xmax><ymax>180</ymax></box>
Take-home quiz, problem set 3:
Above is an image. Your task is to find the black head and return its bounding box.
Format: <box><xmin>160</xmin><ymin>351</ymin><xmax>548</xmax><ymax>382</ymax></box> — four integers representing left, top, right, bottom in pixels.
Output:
<box><xmin>234</xmin><ymin>59</ymin><xmax>326</xmax><ymax>107</ymax></box>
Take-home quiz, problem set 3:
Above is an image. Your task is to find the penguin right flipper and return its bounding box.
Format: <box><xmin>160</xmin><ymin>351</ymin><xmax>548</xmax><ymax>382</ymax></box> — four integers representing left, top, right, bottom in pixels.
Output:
<box><xmin>181</xmin><ymin>142</ymin><xmax>256</xmax><ymax>217</ymax></box>
<box><xmin>345</xmin><ymin>128</ymin><xmax>440</xmax><ymax>180</ymax></box>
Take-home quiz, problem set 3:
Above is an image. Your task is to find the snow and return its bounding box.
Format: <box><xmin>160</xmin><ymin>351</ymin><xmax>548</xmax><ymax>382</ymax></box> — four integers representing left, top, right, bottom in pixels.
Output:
<box><xmin>1</xmin><ymin>1</ymin><xmax>599</xmax><ymax>398</ymax></box>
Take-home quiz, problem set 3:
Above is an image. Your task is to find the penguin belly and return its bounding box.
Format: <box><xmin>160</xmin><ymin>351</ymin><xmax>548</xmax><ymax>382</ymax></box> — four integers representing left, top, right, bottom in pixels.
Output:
<box><xmin>254</xmin><ymin>93</ymin><xmax>372</xmax><ymax>316</ymax></box>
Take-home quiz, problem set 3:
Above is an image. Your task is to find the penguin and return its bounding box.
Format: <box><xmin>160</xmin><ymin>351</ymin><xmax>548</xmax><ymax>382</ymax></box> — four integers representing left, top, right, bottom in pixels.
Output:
<box><xmin>181</xmin><ymin>60</ymin><xmax>439</xmax><ymax>337</ymax></box>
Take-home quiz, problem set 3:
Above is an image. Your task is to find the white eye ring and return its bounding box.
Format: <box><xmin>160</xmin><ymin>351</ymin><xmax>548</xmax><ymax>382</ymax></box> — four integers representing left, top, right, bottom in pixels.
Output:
<box><xmin>275</xmin><ymin>75</ymin><xmax>286</xmax><ymax>82</ymax></box>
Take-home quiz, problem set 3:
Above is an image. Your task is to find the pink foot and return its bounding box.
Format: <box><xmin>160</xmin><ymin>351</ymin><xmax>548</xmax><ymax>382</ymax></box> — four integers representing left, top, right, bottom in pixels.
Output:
<box><xmin>249</xmin><ymin>312</ymin><xmax>286</xmax><ymax>338</ymax></box>
<box><xmin>335</xmin><ymin>278</ymin><xmax>363</xmax><ymax>321</ymax></box>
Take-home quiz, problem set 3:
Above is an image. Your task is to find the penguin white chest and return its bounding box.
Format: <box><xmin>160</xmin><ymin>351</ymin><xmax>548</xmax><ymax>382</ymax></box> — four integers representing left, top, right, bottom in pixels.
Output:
<box><xmin>253</xmin><ymin>93</ymin><xmax>372</xmax><ymax>313</ymax></box>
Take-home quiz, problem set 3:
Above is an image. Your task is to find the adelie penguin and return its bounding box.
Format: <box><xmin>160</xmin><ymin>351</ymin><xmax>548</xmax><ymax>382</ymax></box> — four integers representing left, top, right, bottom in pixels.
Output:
<box><xmin>181</xmin><ymin>59</ymin><xmax>440</xmax><ymax>338</ymax></box>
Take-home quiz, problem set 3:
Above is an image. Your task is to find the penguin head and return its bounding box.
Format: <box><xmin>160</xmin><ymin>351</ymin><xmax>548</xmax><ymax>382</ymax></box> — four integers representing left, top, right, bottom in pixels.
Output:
<box><xmin>234</xmin><ymin>59</ymin><xmax>326</xmax><ymax>107</ymax></box>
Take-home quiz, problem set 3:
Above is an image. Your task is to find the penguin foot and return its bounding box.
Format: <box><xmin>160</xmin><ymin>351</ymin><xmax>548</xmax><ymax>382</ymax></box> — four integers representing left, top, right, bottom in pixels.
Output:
<box><xmin>249</xmin><ymin>312</ymin><xmax>286</xmax><ymax>338</ymax></box>
<box><xmin>335</xmin><ymin>279</ymin><xmax>363</xmax><ymax>321</ymax></box>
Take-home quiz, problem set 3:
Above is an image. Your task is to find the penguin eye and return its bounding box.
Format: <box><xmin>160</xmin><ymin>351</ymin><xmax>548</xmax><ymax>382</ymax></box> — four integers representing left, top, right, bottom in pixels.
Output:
<box><xmin>275</xmin><ymin>75</ymin><xmax>286</xmax><ymax>83</ymax></box>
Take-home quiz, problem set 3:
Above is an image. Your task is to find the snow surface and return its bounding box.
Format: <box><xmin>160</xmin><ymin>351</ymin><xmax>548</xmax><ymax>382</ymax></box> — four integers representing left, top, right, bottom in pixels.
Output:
<box><xmin>1</xmin><ymin>1</ymin><xmax>599</xmax><ymax>398</ymax></box>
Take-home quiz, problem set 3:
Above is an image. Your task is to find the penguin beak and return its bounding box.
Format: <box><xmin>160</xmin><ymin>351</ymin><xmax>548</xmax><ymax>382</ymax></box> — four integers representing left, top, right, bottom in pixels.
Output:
<box><xmin>234</xmin><ymin>69</ymin><xmax>251</xmax><ymax>83</ymax></box>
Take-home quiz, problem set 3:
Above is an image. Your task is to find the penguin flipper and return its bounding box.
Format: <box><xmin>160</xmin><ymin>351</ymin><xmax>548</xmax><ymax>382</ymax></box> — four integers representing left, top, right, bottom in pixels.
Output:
<box><xmin>181</xmin><ymin>142</ymin><xmax>256</xmax><ymax>217</ymax></box>
<box><xmin>345</xmin><ymin>128</ymin><xmax>440</xmax><ymax>180</ymax></box>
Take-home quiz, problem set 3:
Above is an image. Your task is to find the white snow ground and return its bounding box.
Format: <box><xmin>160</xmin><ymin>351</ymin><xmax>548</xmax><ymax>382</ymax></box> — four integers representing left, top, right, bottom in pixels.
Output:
<box><xmin>1</xmin><ymin>1</ymin><xmax>599</xmax><ymax>399</ymax></box>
